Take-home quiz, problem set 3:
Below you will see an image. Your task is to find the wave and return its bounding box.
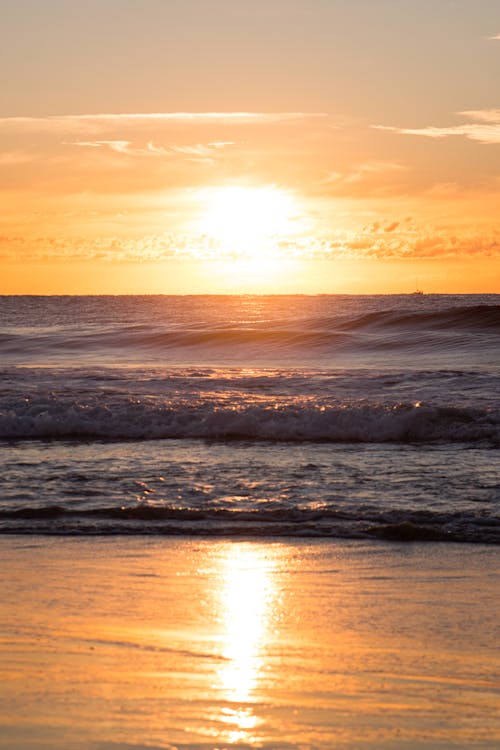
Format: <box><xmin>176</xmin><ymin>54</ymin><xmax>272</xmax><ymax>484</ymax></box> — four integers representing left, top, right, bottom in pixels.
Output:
<box><xmin>0</xmin><ymin>397</ymin><xmax>498</xmax><ymax>443</ymax></box>
<box><xmin>334</xmin><ymin>304</ymin><xmax>500</xmax><ymax>333</ymax></box>
<box><xmin>1</xmin><ymin>304</ymin><xmax>498</xmax><ymax>360</ymax></box>
<box><xmin>1</xmin><ymin>504</ymin><xmax>497</xmax><ymax>543</ymax></box>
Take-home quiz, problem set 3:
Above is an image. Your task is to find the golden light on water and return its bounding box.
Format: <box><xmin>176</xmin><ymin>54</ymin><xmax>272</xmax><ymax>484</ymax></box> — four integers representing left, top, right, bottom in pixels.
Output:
<box><xmin>217</xmin><ymin>544</ymin><xmax>277</xmax><ymax>742</ymax></box>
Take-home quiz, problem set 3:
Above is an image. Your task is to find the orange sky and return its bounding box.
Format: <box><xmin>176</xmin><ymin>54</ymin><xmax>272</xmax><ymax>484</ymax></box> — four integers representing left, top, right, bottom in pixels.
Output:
<box><xmin>1</xmin><ymin>1</ymin><xmax>500</xmax><ymax>293</ymax></box>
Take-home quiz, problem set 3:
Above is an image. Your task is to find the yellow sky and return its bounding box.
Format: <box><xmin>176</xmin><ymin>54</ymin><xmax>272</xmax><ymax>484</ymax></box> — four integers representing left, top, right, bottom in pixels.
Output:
<box><xmin>1</xmin><ymin>1</ymin><xmax>500</xmax><ymax>293</ymax></box>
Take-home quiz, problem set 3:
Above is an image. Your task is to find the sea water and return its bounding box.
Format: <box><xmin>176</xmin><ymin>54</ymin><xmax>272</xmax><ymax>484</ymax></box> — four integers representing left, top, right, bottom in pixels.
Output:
<box><xmin>0</xmin><ymin>294</ymin><xmax>498</xmax><ymax>543</ymax></box>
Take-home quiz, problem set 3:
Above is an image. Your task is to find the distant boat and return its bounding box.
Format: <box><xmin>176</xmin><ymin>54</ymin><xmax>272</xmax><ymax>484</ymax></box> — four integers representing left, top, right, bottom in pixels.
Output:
<box><xmin>412</xmin><ymin>279</ymin><xmax>424</xmax><ymax>295</ymax></box>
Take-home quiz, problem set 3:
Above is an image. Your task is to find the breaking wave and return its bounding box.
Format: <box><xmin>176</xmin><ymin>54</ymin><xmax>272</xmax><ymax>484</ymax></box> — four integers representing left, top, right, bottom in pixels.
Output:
<box><xmin>0</xmin><ymin>396</ymin><xmax>498</xmax><ymax>443</ymax></box>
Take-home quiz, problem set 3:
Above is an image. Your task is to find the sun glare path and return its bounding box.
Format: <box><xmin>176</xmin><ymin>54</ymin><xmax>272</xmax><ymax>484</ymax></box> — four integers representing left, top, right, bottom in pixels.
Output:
<box><xmin>217</xmin><ymin>545</ymin><xmax>277</xmax><ymax>743</ymax></box>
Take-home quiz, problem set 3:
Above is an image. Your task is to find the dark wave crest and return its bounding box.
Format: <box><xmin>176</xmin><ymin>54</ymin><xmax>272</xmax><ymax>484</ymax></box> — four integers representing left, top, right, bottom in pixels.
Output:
<box><xmin>1</xmin><ymin>503</ymin><xmax>498</xmax><ymax>544</ymax></box>
<box><xmin>335</xmin><ymin>304</ymin><xmax>500</xmax><ymax>332</ymax></box>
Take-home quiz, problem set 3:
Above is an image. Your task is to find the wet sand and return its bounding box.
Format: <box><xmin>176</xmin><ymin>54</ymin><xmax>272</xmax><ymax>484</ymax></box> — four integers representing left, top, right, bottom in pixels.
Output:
<box><xmin>0</xmin><ymin>537</ymin><xmax>498</xmax><ymax>749</ymax></box>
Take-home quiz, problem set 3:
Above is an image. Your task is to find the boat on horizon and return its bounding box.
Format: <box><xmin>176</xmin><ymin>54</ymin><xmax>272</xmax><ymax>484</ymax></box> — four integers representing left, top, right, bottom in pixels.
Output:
<box><xmin>412</xmin><ymin>279</ymin><xmax>424</xmax><ymax>295</ymax></box>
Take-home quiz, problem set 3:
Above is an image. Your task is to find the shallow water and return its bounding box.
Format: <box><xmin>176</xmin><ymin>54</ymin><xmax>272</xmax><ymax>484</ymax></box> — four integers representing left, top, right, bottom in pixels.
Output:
<box><xmin>1</xmin><ymin>439</ymin><xmax>498</xmax><ymax>542</ymax></box>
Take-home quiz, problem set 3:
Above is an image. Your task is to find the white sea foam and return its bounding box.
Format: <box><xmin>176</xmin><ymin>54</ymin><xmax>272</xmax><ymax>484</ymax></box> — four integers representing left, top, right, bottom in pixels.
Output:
<box><xmin>0</xmin><ymin>393</ymin><xmax>498</xmax><ymax>443</ymax></box>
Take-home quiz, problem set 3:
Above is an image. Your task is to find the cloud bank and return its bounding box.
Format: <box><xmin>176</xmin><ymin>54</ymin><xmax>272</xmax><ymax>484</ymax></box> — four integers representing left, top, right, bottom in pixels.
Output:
<box><xmin>2</xmin><ymin>225</ymin><xmax>499</xmax><ymax>264</ymax></box>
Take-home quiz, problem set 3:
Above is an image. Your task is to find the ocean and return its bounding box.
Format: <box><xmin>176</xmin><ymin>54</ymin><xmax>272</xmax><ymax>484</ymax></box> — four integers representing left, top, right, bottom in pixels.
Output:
<box><xmin>1</xmin><ymin>294</ymin><xmax>499</xmax><ymax>543</ymax></box>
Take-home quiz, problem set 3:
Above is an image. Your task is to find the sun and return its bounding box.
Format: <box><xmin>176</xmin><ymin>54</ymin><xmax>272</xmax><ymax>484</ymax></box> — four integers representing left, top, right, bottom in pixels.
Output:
<box><xmin>197</xmin><ymin>185</ymin><xmax>298</xmax><ymax>260</ymax></box>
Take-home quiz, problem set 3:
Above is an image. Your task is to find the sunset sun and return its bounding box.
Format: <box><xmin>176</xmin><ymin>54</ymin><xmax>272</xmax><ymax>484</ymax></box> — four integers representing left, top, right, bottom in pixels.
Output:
<box><xmin>197</xmin><ymin>185</ymin><xmax>299</xmax><ymax>260</ymax></box>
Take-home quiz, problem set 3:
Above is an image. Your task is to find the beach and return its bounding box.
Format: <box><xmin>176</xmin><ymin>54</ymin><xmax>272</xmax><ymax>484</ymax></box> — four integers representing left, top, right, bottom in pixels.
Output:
<box><xmin>1</xmin><ymin>536</ymin><xmax>498</xmax><ymax>749</ymax></box>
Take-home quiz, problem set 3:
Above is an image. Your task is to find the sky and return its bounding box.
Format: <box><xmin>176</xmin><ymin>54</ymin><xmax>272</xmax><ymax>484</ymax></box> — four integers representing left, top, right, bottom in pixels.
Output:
<box><xmin>1</xmin><ymin>0</ymin><xmax>500</xmax><ymax>294</ymax></box>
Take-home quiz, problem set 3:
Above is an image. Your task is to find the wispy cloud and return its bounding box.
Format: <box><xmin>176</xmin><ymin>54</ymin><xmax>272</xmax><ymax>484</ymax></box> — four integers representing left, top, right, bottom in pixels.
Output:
<box><xmin>70</xmin><ymin>140</ymin><xmax>136</xmax><ymax>154</ymax></box>
<box><xmin>458</xmin><ymin>109</ymin><xmax>500</xmax><ymax>122</ymax></box>
<box><xmin>488</xmin><ymin>33</ymin><xmax>500</xmax><ymax>40</ymax></box>
<box><xmin>374</xmin><ymin>110</ymin><xmax>500</xmax><ymax>145</ymax></box>
<box><xmin>68</xmin><ymin>140</ymin><xmax>171</xmax><ymax>156</ymax></box>
<box><xmin>0</xmin><ymin>112</ymin><xmax>325</xmax><ymax>134</ymax></box>
<box><xmin>207</xmin><ymin>141</ymin><xmax>235</xmax><ymax>148</ymax></box>
<box><xmin>67</xmin><ymin>139</ymin><xmax>235</xmax><ymax>162</ymax></box>
<box><xmin>323</xmin><ymin>160</ymin><xmax>405</xmax><ymax>185</ymax></box>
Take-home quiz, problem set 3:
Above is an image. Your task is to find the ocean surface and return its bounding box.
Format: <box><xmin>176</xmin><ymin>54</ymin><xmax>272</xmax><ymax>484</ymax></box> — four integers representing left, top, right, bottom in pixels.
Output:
<box><xmin>0</xmin><ymin>294</ymin><xmax>498</xmax><ymax>543</ymax></box>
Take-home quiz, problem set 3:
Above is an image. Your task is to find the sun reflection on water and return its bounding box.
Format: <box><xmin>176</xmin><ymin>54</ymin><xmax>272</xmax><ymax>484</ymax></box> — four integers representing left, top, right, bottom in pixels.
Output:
<box><xmin>217</xmin><ymin>544</ymin><xmax>277</xmax><ymax>742</ymax></box>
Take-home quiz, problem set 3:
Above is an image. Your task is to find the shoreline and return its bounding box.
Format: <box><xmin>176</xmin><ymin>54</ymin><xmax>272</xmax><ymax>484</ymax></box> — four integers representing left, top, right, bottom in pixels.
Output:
<box><xmin>4</xmin><ymin>531</ymin><xmax>497</xmax><ymax>549</ymax></box>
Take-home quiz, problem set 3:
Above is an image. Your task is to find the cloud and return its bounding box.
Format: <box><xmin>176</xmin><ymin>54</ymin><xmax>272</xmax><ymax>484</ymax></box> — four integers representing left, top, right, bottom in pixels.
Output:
<box><xmin>68</xmin><ymin>140</ymin><xmax>170</xmax><ymax>156</ymax></box>
<box><xmin>0</xmin><ymin>112</ymin><xmax>325</xmax><ymax>134</ymax></box>
<box><xmin>328</xmin><ymin>160</ymin><xmax>406</xmax><ymax>184</ymax></box>
<box><xmin>70</xmin><ymin>140</ymin><xmax>135</xmax><ymax>154</ymax></box>
<box><xmin>316</xmin><ymin>230</ymin><xmax>500</xmax><ymax>261</ymax></box>
<box><xmin>488</xmin><ymin>34</ymin><xmax>500</xmax><ymax>40</ymax></box>
<box><xmin>458</xmin><ymin>109</ymin><xmax>500</xmax><ymax>123</ymax></box>
<box><xmin>207</xmin><ymin>141</ymin><xmax>235</xmax><ymax>148</ymax></box>
<box><xmin>3</xmin><ymin>224</ymin><xmax>499</xmax><ymax>263</ymax></box>
<box><xmin>374</xmin><ymin>110</ymin><xmax>500</xmax><ymax>145</ymax></box>
<box><xmin>67</xmin><ymin>139</ymin><xmax>235</xmax><ymax>162</ymax></box>
<box><xmin>384</xmin><ymin>222</ymin><xmax>399</xmax><ymax>233</ymax></box>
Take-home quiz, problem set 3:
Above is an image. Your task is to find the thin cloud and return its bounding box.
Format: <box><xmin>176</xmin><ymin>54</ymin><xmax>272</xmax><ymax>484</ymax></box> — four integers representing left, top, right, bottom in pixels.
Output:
<box><xmin>70</xmin><ymin>140</ymin><xmax>134</xmax><ymax>154</ymax></box>
<box><xmin>488</xmin><ymin>33</ymin><xmax>500</xmax><ymax>39</ymax></box>
<box><xmin>0</xmin><ymin>112</ymin><xmax>326</xmax><ymax>134</ymax></box>
<box><xmin>323</xmin><ymin>160</ymin><xmax>405</xmax><ymax>184</ymax></box>
<box><xmin>68</xmin><ymin>140</ymin><xmax>169</xmax><ymax>156</ymax></box>
<box><xmin>207</xmin><ymin>141</ymin><xmax>235</xmax><ymax>148</ymax></box>
<box><xmin>68</xmin><ymin>139</ymin><xmax>234</xmax><ymax>160</ymax></box>
<box><xmin>374</xmin><ymin>110</ymin><xmax>500</xmax><ymax>145</ymax></box>
<box><xmin>458</xmin><ymin>109</ymin><xmax>500</xmax><ymax>122</ymax></box>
